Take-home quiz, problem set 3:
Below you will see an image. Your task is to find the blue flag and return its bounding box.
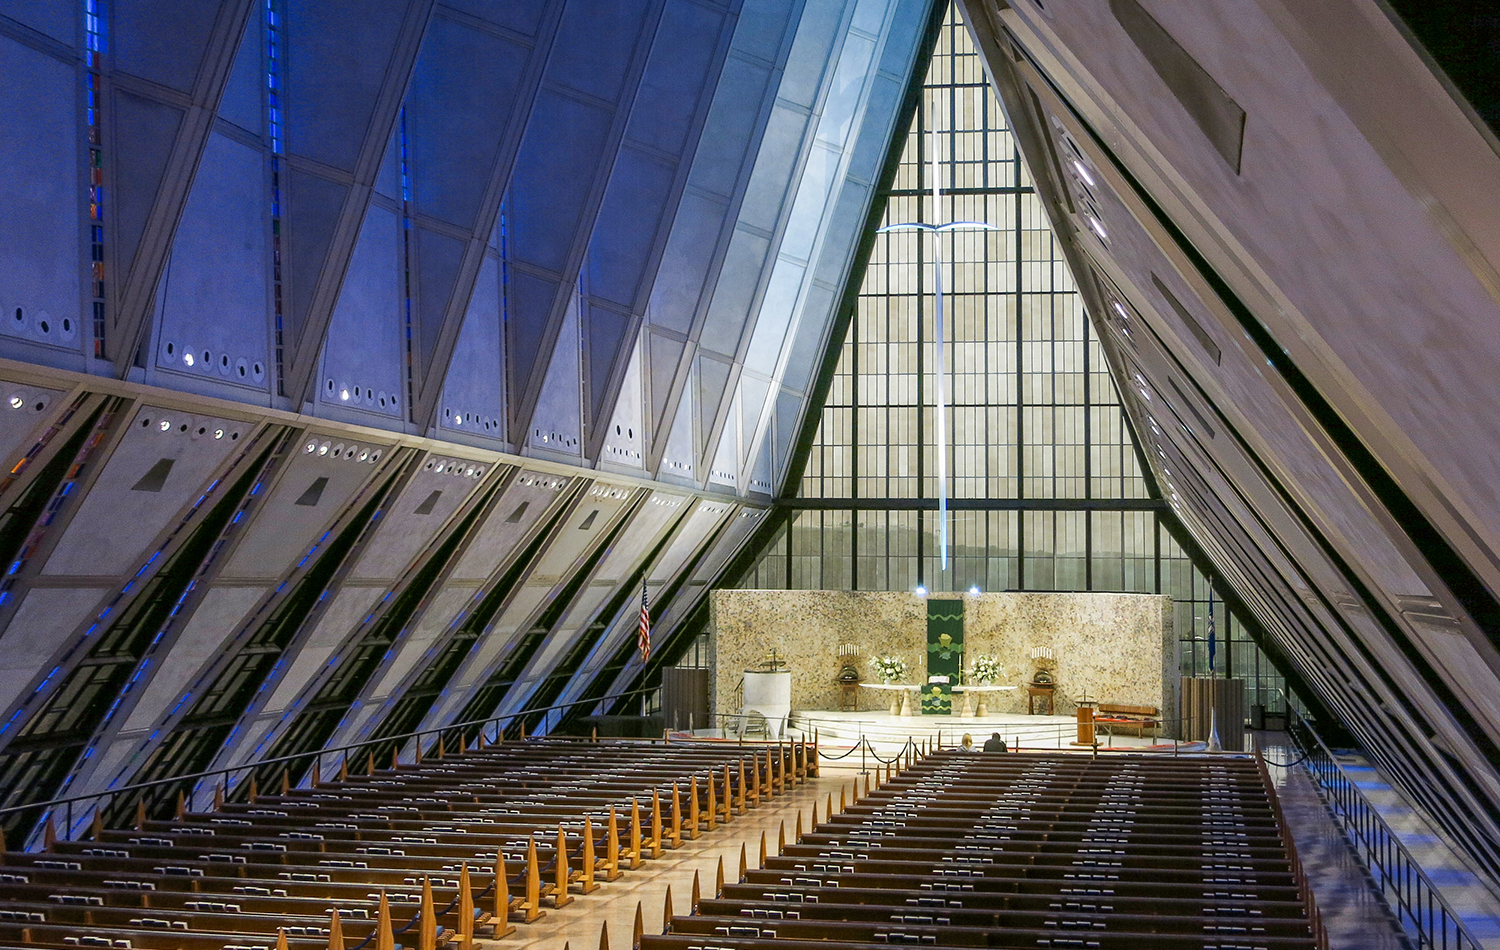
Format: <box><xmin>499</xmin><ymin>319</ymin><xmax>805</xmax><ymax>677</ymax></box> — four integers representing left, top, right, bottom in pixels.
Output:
<box><xmin>1207</xmin><ymin>608</ymin><xmax>1217</xmax><ymax>674</ymax></box>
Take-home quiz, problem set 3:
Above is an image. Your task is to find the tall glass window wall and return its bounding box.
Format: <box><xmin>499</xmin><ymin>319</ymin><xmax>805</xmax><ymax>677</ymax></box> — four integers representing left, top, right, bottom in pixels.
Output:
<box><xmin>736</xmin><ymin>6</ymin><xmax>1290</xmax><ymax>716</ymax></box>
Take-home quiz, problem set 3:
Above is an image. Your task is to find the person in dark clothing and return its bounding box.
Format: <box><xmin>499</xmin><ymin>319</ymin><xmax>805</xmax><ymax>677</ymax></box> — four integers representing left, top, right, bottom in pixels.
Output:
<box><xmin>982</xmin><ymin>733</ymin><xmax>1008</xmax><ymax>752</ymax></box>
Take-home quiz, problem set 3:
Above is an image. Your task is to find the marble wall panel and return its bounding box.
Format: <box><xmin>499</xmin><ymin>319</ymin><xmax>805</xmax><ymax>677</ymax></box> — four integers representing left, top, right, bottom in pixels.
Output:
<box><xmin>710</xmin><ymin>590</ymin><xmax>1176</xmax><ymax>727</ymax></box>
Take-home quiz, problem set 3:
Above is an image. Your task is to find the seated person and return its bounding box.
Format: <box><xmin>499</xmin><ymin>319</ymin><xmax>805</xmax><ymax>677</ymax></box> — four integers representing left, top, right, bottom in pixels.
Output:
<box><xmin>959</xmin><ymin>733</ymin><xmax>976</xmax><ymax>752</ymax></box>
<box><xmin>982</xmin><ymin>732</ymin><xmax>1008</xmax><ymax>752</ymax></box>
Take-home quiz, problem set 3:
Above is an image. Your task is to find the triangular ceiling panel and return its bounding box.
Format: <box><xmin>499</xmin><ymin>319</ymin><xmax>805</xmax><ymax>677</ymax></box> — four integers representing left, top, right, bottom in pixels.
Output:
<box><xmin>439</xmin><ymin>254</ymin><xmax>505</xmax><ymax>440</ymax></box>
<box><xmin>282</xmin><ymin>168</ymin><xmax>351</xmax><ymax>348</ymax></box>
<box><xmin>601</xmin><ymin>327</ymin><xmax>646</xmax><ymax>470</ymax></box>
<box><xmin>647</xmin><ymin>329</ymin><xmax>687</xmax><ymax>439</ymax></box>
<box><xmin>527</xmin><ymin>286</ymin><xmax>583</xmax><ymax>458</ymax></box>
<box><xmin>584</xmin><ymin>303</ymin><xmax>634</xmax><ymax>435</ymax></box>
<box><xmin>658</xmin><ymin>381</ymin><xmax>698</xmax><ymax>482</ymax></box>
<box><xmin>0</xmin><ymin>0</ymin><xmax>942</xmax><ymax>827</ymax></box>
<box><xmin>319</xmin><ymin>205</ymin><xmax>404</xmax><ymax>419</ymax></box>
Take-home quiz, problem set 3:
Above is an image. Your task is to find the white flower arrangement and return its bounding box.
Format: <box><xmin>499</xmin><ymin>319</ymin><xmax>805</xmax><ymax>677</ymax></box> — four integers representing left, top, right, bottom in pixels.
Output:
<box><xmin>871</xmin><ymin>655</ymin><xmax>910</xmax><ymax>684</ymax></box>
<box><xmin>969</xmin><ymin>654</ymin><xmax>1004</xmax><ymax>685</ymax></box>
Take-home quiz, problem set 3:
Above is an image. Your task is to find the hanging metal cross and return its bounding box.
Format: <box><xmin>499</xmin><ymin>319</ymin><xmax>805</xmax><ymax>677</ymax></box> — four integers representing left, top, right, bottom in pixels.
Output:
<box><xmin>878</xmin><ymin>118</ymin><xmax>1002</xmax><ymax>574</ymax></box>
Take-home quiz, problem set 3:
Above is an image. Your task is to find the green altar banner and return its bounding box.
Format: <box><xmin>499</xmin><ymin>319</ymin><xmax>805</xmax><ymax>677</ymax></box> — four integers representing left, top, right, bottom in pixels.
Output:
<box><xmin>923</xmin><ymin>598</ymin><xmax>963</xmax><ymax>714</ymax></box>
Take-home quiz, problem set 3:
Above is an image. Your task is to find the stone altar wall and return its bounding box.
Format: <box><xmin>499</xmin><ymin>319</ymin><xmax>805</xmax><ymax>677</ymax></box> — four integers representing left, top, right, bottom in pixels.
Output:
<box><xmin>710</xmin><ymin>590</ymin><xmax>1177</xmax><ymax>729</ymax></box>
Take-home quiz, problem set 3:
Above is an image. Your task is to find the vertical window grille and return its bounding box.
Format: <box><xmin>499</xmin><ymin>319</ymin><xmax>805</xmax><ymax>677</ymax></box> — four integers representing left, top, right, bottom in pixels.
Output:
<box><xmin>400</xmin><ymin>108</ymin><xmax>414</xmax><ymax>419</ymax></box>
<box><xmin>267</xmin><ymin>0</ymin><xmax>285</xmax><ymax>394</ymax></box>
<box><xmin>85</xmin><ymin>0</ymin><xmax>106</xmax><ymax>357</ymax></box>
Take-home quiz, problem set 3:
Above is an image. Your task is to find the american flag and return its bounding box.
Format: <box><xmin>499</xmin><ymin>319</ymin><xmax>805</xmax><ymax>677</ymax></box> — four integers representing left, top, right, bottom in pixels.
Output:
<box><xmin>637</xmin><ymin>581</ymin><xmax>651</xmax><ymax>662</ymax></box>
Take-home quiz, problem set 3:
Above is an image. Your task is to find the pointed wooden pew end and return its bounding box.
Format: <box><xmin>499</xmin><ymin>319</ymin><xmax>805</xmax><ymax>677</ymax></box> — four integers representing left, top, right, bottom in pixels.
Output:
<box><xmin>691</xmin><ymin>869</ymin><xmax>701</xmax><ymax>913</ymax></box>
<box><xmin>604</xmin><ymin>806</ymin><xmax>624</xmax><ymax>881</ymax></box>
<box><xmin>704</xmin><ymin>772</ymin><xmax>718</xmax><ymax>832</ymax></box>
<box><xmin>277</xmin><ymin>927</ymin><xmax>290</xmax><ymax>950</ymax></box>
<box><xmin>492</xmin><ymin>852</ymin><xmax>518</xmax><ymax>936</ymax></box>
<box><xmin>599</xmin><ymin>922</ymin><xmax>609</xmax><ymax>950</ymax></box>
<box><xmin>579</xmin><ymin>814</ymin><xmax>600</xmax><ymax>893</ymax></box>
<box><xmin>795</xmin><ymin>810</ymin><xmax>803</xmax><ymax>842</ymax></box>
<box><xmin>419</xmin><ymin>877</ymin><xmax>438</xmax><ymax>950</ymax></box>
<box><xmin>715</xmin><ymin>856</ymin><xmax>724</xmax><ymax>898</ymax></box>
<box><xmin>648</xmin><ymin>789</ymin><xmax>665</xmax><ymax>858</ymax></box>
<box><xmin>459</xmin><ymin>862</ymin><xmax>482</xmax><ymax>947</ymax></box>
<box><xmin>134</xmin><ymin>799</ymin><xmax>146</xmax><ymax>831</ymax></box>
<box><xmin>662</xmin><ymin>883</ymin><xmax>673</xmax><ymax>933</ymax></box>
<box><xmin>376</xmin><ymin>890</ymin><xmax>395</xmax><ymax>950</ymax></box>
<box><xmin>43</xmin><ymin>814</ymin><xmax>56</xmax><ymax>852</ymax></box>
<box><xmin>515</xmin><ymin>836</ymin><xmax>547</xmax><ymax>923</ymax></box>
<box><xmin>626</xmin><ymin>799</ymin><xmax>644</xmax><ymax>870</ymax></box>
<box><xmin>777</xmin><ymin>820</ymin><xmax>785</xmax><ymax>853</ymax></box>
<box><xmin>552</xmin><ymin>826</ymin><xmax>574</xmax><ymax>908</ymax></box>
<box><xmin>213</xmin><ymin>782</ymin><xmax>225</xmax><ymax>811</ymax></box>
<box><xmin>90</xmin><ymin>811</ymin><xmax>102</xmax><ymax>842</ymax></box>
<box><xmin>686</xmin><ymin>775</ymin><xmax>702</xmax><ymax>840</ymax></box>
<box><xmin>175</xmin><ymin>789</ymin><xmax>186</xmax><ymax>820</ymax></box>
<box><xmin>738</xmin><ymin>842</ymin><xmax>747</xmax><ymax>882</ymax></box>
<box><xmin>632</xmin><ymin>901</ymin><xmax>644</xmax><ymax>950</ymax></box>
<box><xmin>327</xmin><ymin>908</ymin><xmax>344</xmax><ymax>950</ymax></box>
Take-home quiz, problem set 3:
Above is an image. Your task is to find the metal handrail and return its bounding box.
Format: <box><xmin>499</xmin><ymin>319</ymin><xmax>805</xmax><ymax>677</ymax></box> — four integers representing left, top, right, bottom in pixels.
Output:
<box><xmin>705</xmin><ymin>708</ymin><xmax>1248</xmax><ymax>758</ymax></box>
<box><xmin>0</xmin><ymin>685</ymin><xmax>656</xmax><ymax>846</ymax></box>
<box><xmin>1284</xmin><ymin>699</ymin><xmax>1479</xmax><ymax>950</ymax></box>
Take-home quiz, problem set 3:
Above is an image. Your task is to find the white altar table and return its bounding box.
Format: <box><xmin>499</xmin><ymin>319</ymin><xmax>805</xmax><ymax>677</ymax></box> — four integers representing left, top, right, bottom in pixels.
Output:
<box><xmin>860</xmin><ymin>682</ymin><xmax>921</xmax><ymax>716</ymax></box>
<box><xmin>951</xmin><ymin>684</ymin><xmax>1019</xmax><ymax>717</ymax></box>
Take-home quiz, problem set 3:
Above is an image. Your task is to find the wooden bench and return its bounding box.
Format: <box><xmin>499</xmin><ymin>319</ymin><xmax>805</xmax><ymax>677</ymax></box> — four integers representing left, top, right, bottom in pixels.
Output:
<box><xmin>1094</xmin><ymin>703</ymin><xmax>1161</xmax><ymax>736</ymax></box>
<box><xmin>647</xmin><ymin>749</ymin><xmax>1323</xmax><ymax>950</ymax></box>
<box><xmin>0</xmin><ymin>736</ymin><xmax>796</xmax><ymax>950</ymax></box>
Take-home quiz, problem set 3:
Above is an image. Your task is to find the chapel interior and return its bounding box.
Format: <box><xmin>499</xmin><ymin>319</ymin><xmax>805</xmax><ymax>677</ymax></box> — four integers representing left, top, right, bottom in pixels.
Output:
<box><xmin>0</xmin><ymin>0</ymin><xmax>1496</xmax><ymax>947</ymax></box>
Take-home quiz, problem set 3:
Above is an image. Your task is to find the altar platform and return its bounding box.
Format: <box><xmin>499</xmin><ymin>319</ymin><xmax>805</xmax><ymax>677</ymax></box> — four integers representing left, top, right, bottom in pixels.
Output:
<box><xmin>703</xmin><ymin>707</ymin><xmax>1169</xmax><ymax>754</ymax></box>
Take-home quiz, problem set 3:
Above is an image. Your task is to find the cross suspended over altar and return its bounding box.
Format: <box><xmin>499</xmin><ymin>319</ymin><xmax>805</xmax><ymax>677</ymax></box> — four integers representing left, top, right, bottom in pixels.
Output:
<box><xmin>876</xmin><ymin>114</ymin><xmax>1005</xmax><ymax>576</ymax></box>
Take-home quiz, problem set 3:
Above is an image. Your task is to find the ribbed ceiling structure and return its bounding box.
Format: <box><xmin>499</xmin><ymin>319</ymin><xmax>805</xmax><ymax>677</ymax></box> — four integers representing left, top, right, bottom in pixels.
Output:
<box><xmin>0</xmin><ymin>0</ymin><xmax>935</xmax><ymax>833</ymax></box>
<box><xmin>956</xmin><ymin>0</ymin><xmax>1500</xmax><ymax>882</ymax></box>
<box><xmin>4</xmin><ymin>0</ymin><xmax>1500</xmax><ymax>898</ymax></box>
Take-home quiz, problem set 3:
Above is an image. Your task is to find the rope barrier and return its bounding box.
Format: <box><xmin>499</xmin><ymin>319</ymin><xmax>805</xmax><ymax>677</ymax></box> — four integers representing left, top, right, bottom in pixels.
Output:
<box><xmin>815</xmin><ymin>735</ymin><xmax>917</xmax><ymax>764</ymax></box>
<box><xmin>1261</xmin><ymin>748</ymin><xmax>1315</xmax><ymax>768</ymax></box>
